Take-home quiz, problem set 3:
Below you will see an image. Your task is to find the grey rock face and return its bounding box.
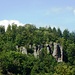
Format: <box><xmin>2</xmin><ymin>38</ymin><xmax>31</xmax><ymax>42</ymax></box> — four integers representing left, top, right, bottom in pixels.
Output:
<box><xmin>20</xmin><ymin>46</ymin><xmax>27</xmax><ymax>55</ymax></box>
<box><xmin>16</xmin><ymin>45</ymin><xmax>18</xmax><ymax>50</ymax></box>
<box><xmin>53</xmin><ymin>43</ymin><xmax>58</xmax><ymax>60</ymax></box>
<box><xmin>33</xmin><ymin>46</ymin><xmax>37</xmax><ymax>58</ymax></box>
<box><xmin>52</xmin><ymin>43</ymin><xmax>63</xmax><ymax>62</ymax></box>
<box><xmin>16</xmin><ymin>42</ymin><xmax>63</xmax><ymax>62</ymax></box>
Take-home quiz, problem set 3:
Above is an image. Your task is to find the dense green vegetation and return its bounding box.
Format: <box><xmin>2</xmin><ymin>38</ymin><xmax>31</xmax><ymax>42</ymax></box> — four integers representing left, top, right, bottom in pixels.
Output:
<box><xmin>0</xmin><ymin>24</ymin><xmax>75</xmax><ymax>75</ymax></box>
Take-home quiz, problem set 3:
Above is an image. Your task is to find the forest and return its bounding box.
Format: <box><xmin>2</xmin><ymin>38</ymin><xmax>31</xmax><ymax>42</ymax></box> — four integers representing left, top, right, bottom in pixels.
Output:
<box><xmin>0</xmin><ymin>23</ymin><xmax>75</xmax><ymax>75</ymax></box>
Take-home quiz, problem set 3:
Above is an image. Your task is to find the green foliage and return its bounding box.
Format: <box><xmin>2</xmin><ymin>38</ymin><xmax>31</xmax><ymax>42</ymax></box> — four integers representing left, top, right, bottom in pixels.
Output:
<box><xmin>0</xmin><ymin>51</ymin><xmax>36</xmax><ymax>75</ymax></box>
<box><xmin>54</xmin><ymin>62</ymin><xmax>75</xmax><ymax>75</ymax></box>
<box><xmin>66</xmin><ymin>43</ymin><xmax>75</xmax><ymax>65</ymax></box>
<box><xmin>0</xmin><ymin>24</ymin><xmax>75</xmax><ymax>75</ymax></box>
<box><xmin>63</xmin><ymin>29</ymin><xmax>70</xmax><ymax>40</ymax></box>
<box><xmin>0</xmin><ymin>26</ymin><xmax>5</xmax><ymax>34</ymax></box>
<box><xmin>31</xmin><ymin>55</ymin><xmax>57</xmax><ymax>75</ymax></box>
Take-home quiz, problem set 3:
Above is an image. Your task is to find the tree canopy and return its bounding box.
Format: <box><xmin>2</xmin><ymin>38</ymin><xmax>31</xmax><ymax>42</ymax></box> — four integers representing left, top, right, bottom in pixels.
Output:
<box><xmin>0</xmin><ymin>24</ymin><xmax>75</xmax><ymax>75</ymax></box>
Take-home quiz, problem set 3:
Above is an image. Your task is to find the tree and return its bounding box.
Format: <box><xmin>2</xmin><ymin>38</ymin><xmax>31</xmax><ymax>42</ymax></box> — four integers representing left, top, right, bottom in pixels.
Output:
<box><xmin>31</xmin><ymin>52</ymin><xmax>57</xmax><ymax>75</ymax></box>
<box><xmin>0</xmin><ymin>51</ymin><xmax>36</xmax><ymax>75</ymax></box>
<box><xmin>51</xmin><ymin>27</ymin><xmax>58</xmax><ymax>41</ymax></box>
<box><xmin>54</xmin><ymin>62</ymin><xmax>75</xmax><ymax>75</ymax></box>
<box><xmin>11</xmin><ymin>23</ymin><xmax>17</xmax><ymax>42</ymax></box>
<box><xmin>66</xmin><ymin>43</ymin><xmax>75</xmax><ymax>65</ymax></box>
<box><xmin>0</xmin><ymin>24</ymin><xmax>75</xmax><ymax>75</ymax></box>
<box><xmin>57</xmin><ymin>28</ymin><xmax>62</xmax><ymax>38</ymax></box>
<box><xmin>6</xmin><ymin>24</ymin><xmax>12</xmax><ymax>41</ymax></box>
<box><xmin>0</xmin><ymin>26</ymin><xmax>5</xmax><ymax>34</ymax></box>
<box><xmin>63</xmin><ymin>29</ymin><xmax>70</xmax><ymax>40</ymax></box>
<box><xmin>69</xmin><ymin>32</ymin><xmax>75</xmax><ymax>43</ymax></box>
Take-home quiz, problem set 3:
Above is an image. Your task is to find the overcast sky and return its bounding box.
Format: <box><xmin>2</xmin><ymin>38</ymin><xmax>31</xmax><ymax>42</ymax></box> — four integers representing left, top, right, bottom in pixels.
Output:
<box><xmin>0</xmin><ymin>0</ymin><xmax>75</xmax><ymax>32</ymax></box>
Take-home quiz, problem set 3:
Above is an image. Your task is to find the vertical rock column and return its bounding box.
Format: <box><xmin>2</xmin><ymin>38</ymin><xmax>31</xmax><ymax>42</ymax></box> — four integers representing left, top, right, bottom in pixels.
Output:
<box><xmin>46</xmin><ymin>44</ymin><xmax>50</xmax><ymax>54</ymax></box>
<box><xmin>37</xmin><ymin>45</ymin><xmax>40</xmax><ymax>58</ymax></box>
<box><xmin>20</xmin><ymin>46</ymin><xmax>27</xmax><ymax>55</ymax></box>
<box><xmin>22</xmin><ymin>47</ymin><xmax>27</xmax><ymax>55</ymax></box>
<box><xmin>60</xmin><ymin>46</ymin><xmax>63</xmax><ymax>62</ymax></box>
<box><xmin>47</xmin><ymin>46</ymin><xmax>50</xmax><ymax>54</ymax></box>
<box><xmin>16</xmin><ymin>45</ymin><xmax>18</xmax><ymax>50</ymax></box>
<box><xmin>53</xmin><ymin>43</ymin><xmax>58</xmax><ymax>60</ymax></box>
<box><xmin>33</xmin><ymin>46</ymin><xmax>37</xmax><ymax>58</ymax></box>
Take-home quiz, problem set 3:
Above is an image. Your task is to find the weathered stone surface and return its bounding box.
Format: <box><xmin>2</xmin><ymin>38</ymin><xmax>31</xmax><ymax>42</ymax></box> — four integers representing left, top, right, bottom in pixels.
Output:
<box><xmin>60</xmin><ymin>46</ymin><xmax>63</xmax><ymax>62</ymax></box>
<box><xmin>16</xmin><ymin>42</ymin><xmax>63</xmax><ymax>62</ymax></box>
<box><xmin>20</xmin><ymin>46</ymin><xmax>27</xmax><ymax>54</ymax></box>
<box><xmin>52</xmin><ymin>43</ymin><xmax>63</xmax><ymax>62</ymax></box>
<box><xmin>53</xmin><ymin>43</ymin><xmax>58</xmax><ymax>60</ymax></box>
<box><xmin>33</xmin><ymin>45</ymin><xmax>37</xmax><ymax>58</ymax></box>
<box><xmin>16</xmin><ymin>45</ymin><xmax>18</xmax><ymax>50</ymax></box>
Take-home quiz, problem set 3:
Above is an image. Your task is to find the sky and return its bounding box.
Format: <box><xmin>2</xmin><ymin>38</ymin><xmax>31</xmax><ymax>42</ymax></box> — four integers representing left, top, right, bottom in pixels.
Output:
<box><xmin>0</xmin><ymin>0</ymin><xmax>75</xmax><ymax>32</ymax></box>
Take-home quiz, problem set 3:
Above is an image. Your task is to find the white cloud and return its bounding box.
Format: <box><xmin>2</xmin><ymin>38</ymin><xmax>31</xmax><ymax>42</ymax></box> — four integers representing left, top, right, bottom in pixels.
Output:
<box><xmin>45</xmin><ymin>6</ymin><xmax>75</xmax><ymax>16</ymax></box>
<box><xmin>66</xmin><ymin>6</ymin><xmax>75</xmax><ymax>15</ymax></box>
<box><xmin>45</xmin><ymin>7</ymin><xmax>62</xmax><ymax>16</ymax></box>
<box><xmin>73</xmin><ymin>9</ymin><xmax>75</xmax><ymax>15</ymax></box>
<box><xmin>65</xmin><ymin>6</ymin><xmax>75</xmax><ymax>15</ymax></box>
<box><xmin>0</xmin><ymin>20</ymin><xmax>24</xmax><ymax>30</ymax></box>
<box><xmin>51</xmin><ymin>7</ymin><xmax>62</xmax><ymax>13</ymax></box>
<box><xmin>66</xmin><ymin>6</ymin><xmax>73</xmax><ymax>11</ymax></box>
